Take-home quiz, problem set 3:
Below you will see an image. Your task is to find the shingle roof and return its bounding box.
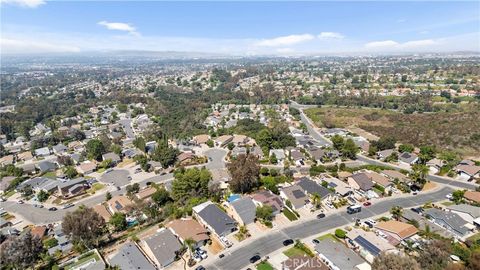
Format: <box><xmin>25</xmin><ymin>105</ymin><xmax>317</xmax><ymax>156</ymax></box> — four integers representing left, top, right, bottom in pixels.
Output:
<box><xmin>350</xmin><ymin>173</ymin><xmax>375</xmax><ymax>191</ymax></box>
<box><xmin>109</xmin><ymin>242</ymin><xmax>155</xmax><ymax>270</ymax></box>
<box><xmin>143</xmin><ymin>229</ymin><xmax>181</xmax><ymax>267</ymax></box>
<box><xmin>297</xmin><ymin>178</ymin><xmax>331</xmax><ymax>199</ymax></box>
<box><xmin>424</xmin><ymin>208</ymin><xmax>470</xmax><ymax>236</ymax></box>
<box><xmin>375</xmin><ymin>220</ymin><xmax>418</xmax><ymax>239</ymax></box>
<box><xmin>193</xmin><ymin>201</ymin><xmax>237</xmax><ymax>236</ymax></box>
<box><xmin>166</xmin><ymin>219</ymin><xmax>209</xmax><ymax>243</ymax></box>
<box><xmin>230</xmin><ymin>197</ymin><xmax>256</xmax><ymax>225</ymax></box>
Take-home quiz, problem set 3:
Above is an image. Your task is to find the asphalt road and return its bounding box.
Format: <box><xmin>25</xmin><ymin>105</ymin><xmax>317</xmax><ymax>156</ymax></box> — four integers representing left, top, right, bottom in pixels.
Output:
<box><xmin>206</xmin><ymin>186</ymin><xmax>453</xmax><ymax>270</ymax></box>
<box><xmin>291</xmin><ymin>102</ymin><xmax>479</xmax><ymax>191</ymax></box>
<box><xmin>118</xmin><ymin>118</ymin><xmax>135</xmax><ymax>139</ymax></box>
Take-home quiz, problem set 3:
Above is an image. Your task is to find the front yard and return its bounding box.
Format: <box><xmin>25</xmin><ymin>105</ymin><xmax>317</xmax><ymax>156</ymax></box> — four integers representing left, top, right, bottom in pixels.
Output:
<box><xmin>256</xmin><ymin>261</ymin><xmax>274</xmax><ymax>270</ymax></box>
<box><xmin>282</xmin><ymin>208</ymin><xmax>298</xmax><ymax>221</ymax></box>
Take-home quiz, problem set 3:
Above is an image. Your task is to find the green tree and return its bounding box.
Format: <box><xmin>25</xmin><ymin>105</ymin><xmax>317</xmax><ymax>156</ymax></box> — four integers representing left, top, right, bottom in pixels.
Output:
<box><xmin>171</xmin><ymin>167</ymin><xmax>211</xmax><ymax>205</ymax></box>
<box><xmin>109</xmin><ymin>212</ymin><xmax>127</xmax><ymax>232</ymax></box>
<box><xmin>398</xmin><ymin>144</ymin><xmax>415</xmax><ymax>153</ymax></box>
<box><xmin>412</xmin><ymin>164</ymin><xmax>429</xmax><ymax>185</ymax></box>
<box><xmin>452</xmin><ymin>189</ymin><xmax>465</xmax><ymax>204</ymax></box>
<box><xmin>0</xmin><ymin>232</ymin><xmax>44</xmax><ymax>269</ymax></box>
<box><xmin>151</xmin><ymin>141</ymin><xmax>179</xmax><ymax>168</ymax></box>
<box><xmin>341</xmin><ymin>138</ymin><xmax>359</xmax><ymax>159</ymax></box>
<box><xmin>37</xmin><ymin>190</ymin><xmax>49</xmax><ymax>202</ymax></box>
<box><xmin>206</xmin><ymin>139</ymin><xmax>214</xmax><ymax>148</ymax></box>
<box><xmin>390</xmin><ymin>206</ymin><xmax>403</xmax><ymax>220</ymax></box>
<box><xmin>133</xmin><ymin>137</ymin><xmax>146</xmax><ymax>152</ymax></box>
<box><xmin>417</xmin><ymin>240</ymin><xmax>451</xmax><ymax>270</ymax></box>
<box><xmin>64</xmin><ymin>166</ymin><xmax>78</xmax><ymax>179</ymax></box>
<box><xmin>269</xmin><ymin>153</ymin><xmax>278</xmax><ymax>164</ymax></box>
<box><xmin>260</xmin><ymin>176</ymin><xmax>278</xmax><ymax>194</ymax></box>
<box><xmin>227</xmin><ymin>154</ymin><xmax>260</xmax><ymax>193</ymax></box>
<box><xmin>105</xmin><ymin>192</ymin><xmax>112</xmax><ymax>201</ymax></box>
<box><xmin>62</xmin><ymin>206</ymin><xmax>106</xmax><ymax>248</ymax></box>
<box><xmin>331</xmin><ymin>135</ymin><xmax>344</xmax><ymax>150</ymax></box>
<box><xmin>151</xmin><ymin>187</ymin><xmax>171</xmax><ymax>206</ymax></box>
<box><xmin>419</xmin><ymin>146</ymin><xmax>436</xmax><ymax>164</ymax></box>
<box><xmin>256</xmin><ymin>205</ymin><xmax>273</xmax><ymax>222</ymax></box>
<box><xmin>86</xmin><ymin>139</ymin><xmax>106</xmax><ymax>161</ymax></box>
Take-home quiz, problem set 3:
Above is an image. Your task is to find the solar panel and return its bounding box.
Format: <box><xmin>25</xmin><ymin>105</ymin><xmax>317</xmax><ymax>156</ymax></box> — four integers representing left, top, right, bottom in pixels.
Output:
<box><xmin>292</xmin><ymin>190</ymin><xmax>305</xmax><ymax>199</ymax></box>
<box><xmin>355</xmin><ymin>236</ymin><xmax>381</xmax><ymax>256</ymax></box>
<box><xmin>328</xmin><ymin>182</ymin><xmax>337</xmax><ymax>188</ymax></box>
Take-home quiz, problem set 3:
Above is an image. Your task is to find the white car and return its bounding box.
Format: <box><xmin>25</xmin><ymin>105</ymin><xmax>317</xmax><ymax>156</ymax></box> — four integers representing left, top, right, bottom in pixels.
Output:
<box><xmin>446</xmin><ymin>194</ymin><xmax>453</xmax><ymax>200</ymax></box>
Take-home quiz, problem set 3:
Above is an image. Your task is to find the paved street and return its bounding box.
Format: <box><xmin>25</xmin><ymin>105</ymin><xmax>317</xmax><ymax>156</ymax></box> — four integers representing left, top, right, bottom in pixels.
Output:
<box><xmin>204</xmin><ymin>148</ymin><xmax>227</xmax><ymax>170</ymax></box>
<box><xmin>206</xmin><ymin>186</ymin><xmax>453</xmax><ymax>270</ymax></box>
<box><xmin>118</xmin><ymin>118</ymin><xmax>135</xmax><ymax>139</ymax></box>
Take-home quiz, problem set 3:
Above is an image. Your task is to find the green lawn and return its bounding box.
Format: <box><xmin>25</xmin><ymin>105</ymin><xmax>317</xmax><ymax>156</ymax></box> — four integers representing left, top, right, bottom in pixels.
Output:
<box><xmin>283</xmin><ymin>208</ymin><xmax>298</xmax><ymax>221</ymax></box>
<box><xmin>42</xmin><ymin>171</ymin><xmax>57</xmax><ymax>179</ymax></box>
<box><xmin>256</xmin><ymin>261</ymin><xmax>274</xmax><ymax>270</ymax></box>
<box><xmin>316</xmin><ymin>233</ymin><xmax>338</xmax><ymax>242</ymax></box>
<box><xmin>97</xmin><ymin>168</ymin><xmax>106</xmax><ymax>174</ymax></box>
<box><xmin>87</xmin><ymin>183</ymin><xmax>105</xmax><ymax>194</ymax></box>
<box><xmin>283</xmin><ymin>246</ymin><xmax>308</xmax><ymax>258</ymax></box>
<box><xmin>63</xmin><ymin>251</ymin><xmax>100</xmax><ymax>270</ymax></box>
<box><xmin>4</xmin><ymin>190</ymin><xmax>16</xmax><ymax>198</ymax></box>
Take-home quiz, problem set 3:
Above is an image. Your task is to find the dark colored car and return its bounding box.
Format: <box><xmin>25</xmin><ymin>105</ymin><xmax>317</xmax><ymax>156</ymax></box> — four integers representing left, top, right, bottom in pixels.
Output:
<box><xmin>195</xmin><ymin>266</ymin><xmax>205</xmax><ymax>270</ymax></box>
<box><xmin>218</xmin><ymin>254</ymin><xmax>225</xmax><ymax>259</ymax></box>
<box><xmin>48</xmin><ymin>207</ymin><xmax>57</xmax><ymax>211</ymax></box>
<box><xmin>411</xmin><ymin>207</ymin><xmax>423</xmax><ymax>214</ymax></box>
<box><xmin>283</xmin><ymin>239</ymin><xmax>294</xmax><ymax>246</ymax></box>
<box><xmin>249</xmin><ymin>255</ymin><xmax>261</xmax><ymax>263</ymax></box>
<box><xmin>317</xmin><ymin>213</ymin><xmax>326</xmax><ymax>219</ymax></box>
<box><xmin>363</xmin><ymin>201</ymin><xmax>372</xmax><ymax>207</ymax></box>
<box><xmin>312</xmin><ymin>239</ymin><xmax>320</xmax><ymax>244</ymax></box>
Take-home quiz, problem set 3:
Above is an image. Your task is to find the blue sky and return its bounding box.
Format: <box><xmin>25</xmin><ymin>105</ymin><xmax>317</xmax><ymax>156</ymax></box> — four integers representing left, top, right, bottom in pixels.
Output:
<box><xmin>1</xmin><ymin>0</ymin><xmax>479</xmax><ymax>55</ymax></box>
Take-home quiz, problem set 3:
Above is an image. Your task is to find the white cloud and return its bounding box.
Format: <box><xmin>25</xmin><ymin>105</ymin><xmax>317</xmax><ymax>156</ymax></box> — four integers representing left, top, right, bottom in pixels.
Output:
<box><xmin>364</xmin><ymin>39</ymin><xmax>437</xmax><ymax>51</ymax></box>
<box><xmin>255</xmin><ymin>34</ymin><xmax>315</xmax><ymax>47</ymax></box>
<box><xmin>0</xmin><ymin>0</ymin><xmax>45</xmax><ymax>8</ymax></box>
<box><xmin>318</xmin><ymin>32</ymin><xmax>344</xmax><ymax>39</ymax></box>
<box><xmin>0</xmin><ymin>38</ymin><xmax>80</xmax><ymax>54</ymax></box>
<box><xmin>364</xmin><ymin>40</ymin><xmax>399</xmax><ymax>48</ymax></box>
<box><xmin>98</xmin><ymin>21</ymin><xmax>138</xmax><ymax>35</ymax></box>
<box><xmin>397</xmin><ymin>19</ymin><xmax>407</xmax><ymax>23</ymax></box>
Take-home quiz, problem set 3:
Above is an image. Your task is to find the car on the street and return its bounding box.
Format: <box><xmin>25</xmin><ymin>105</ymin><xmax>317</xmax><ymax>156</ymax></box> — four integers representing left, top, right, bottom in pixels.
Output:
<box><xmin>48</xmin><ymin>207</ymin><xmax>57</xmax><ymax>211</ymax></box>
<box><xmin>34</xmin><ymin>204</ymin><xmax>44</xmax><ymax>208</ymax></box>
<box><xmin>127</xmin><ymin>176</ymin><xmax>132</xmax><ymax>180</ymax></box>
<box><xmin>193</xmin><ymin>253</ymin><xmax>202</xmax><ymax>262</ymax></box>
<box><xmin>134</xmin><ymin>168</ymin><xmax>142</xmax><ymax>174</ymax></box>
<box><xmin>312</xmin><ymin>239</ymin><xmax>320</xmax><ymax>244</ymax></box>
<box><xmin>116</xmin><ymin>186</ymin><xmax>121</xmax><ymax>191</ymax></box>
<box><xmin>0</xmin><ymin>197</ymin><xmax>6</xmax><ymax>202</ymax></box>
<box><xmin>218</xmin><ymin>254</ymin><xmax>225</xmax><ymax>259</ymax></box>
<box><xmin>363</xmin><ymin>201</ymin><xmax>372</xmax><ymax>207</ymax></box>
<box><xmin>446</xmin><ymin>193</ymin><xmax>453</xmax><ymax>200</ymax></box>
<box><xmin>195</xmin><ymin>266</ymin><xmax>205</xmax><ymax>270</ymax></box>
<box><xmin>283</xmin><ymin>239</ymin><xmax>294</xmax><ymax>246</ymax></box>
<box><xmin>17</xmin><ymin>200</ymin><xmax>24</xmax><ymax>204</ymax></box>
<box><xmin>316</xmin><ymin>213</ymin><xmax>326</xmax><ymax>219</ymax></box>
<box><xmin>249</xmin><ymin>254</ymin><xmax>261</xmax><ymax>263</ymax></box>
<box><xmin>411</xmin><ymin>207</ymin><xmax>423</xmax><ymax>214</ymax></box>
<box><xmin>63</xmin><ymin>203</ymin><xmax>74</xmax><ymax>209</ymax></box>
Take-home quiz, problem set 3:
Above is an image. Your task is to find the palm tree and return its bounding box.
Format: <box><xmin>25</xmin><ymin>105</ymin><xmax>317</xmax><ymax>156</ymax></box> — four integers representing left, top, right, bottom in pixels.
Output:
<box><xmin>239</xmin><ymin>225</ymin><xmax>249</xmax><ymax>238</ymax></box>
<box><xmin>184</xmin><ymin>238</ymin><xmax>196</xmax><ymax>268</ymax></box>
<box><xmin>311</xmin><ymin>193</ymin><xmax>323</xmax><ymax>209</ymax></box>
<box><xmin>390</xmin><ymin>206</ymin><xmax>403</xmax><ymax>220</ymax></box>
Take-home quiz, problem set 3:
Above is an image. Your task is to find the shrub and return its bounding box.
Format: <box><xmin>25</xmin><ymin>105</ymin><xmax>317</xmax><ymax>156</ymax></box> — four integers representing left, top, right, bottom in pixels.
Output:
<box><xmin>335</xmin><ymin>229</ymin><xmax>346</xmax><ymax>239</ymax></box>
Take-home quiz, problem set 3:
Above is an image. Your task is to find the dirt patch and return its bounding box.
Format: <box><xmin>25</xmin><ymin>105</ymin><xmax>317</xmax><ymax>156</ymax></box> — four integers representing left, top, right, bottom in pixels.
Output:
<box><xmin>422</xmin><ymin>182</ymin><xmax>437</xmax><ymax>191</ymax></box>
<box><xmin>207</xmin><ymin>236</ymin><xmax>224</xmax><ymax>255</ymax></box>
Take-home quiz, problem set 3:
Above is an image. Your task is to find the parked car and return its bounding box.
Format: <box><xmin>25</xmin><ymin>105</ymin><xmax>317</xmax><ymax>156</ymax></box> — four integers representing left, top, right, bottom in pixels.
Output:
<box><xmin>17</xmin><ymin>200</ymin><xmax>24</xmax><ymax>204</ymax></box>
<box><xmin>363</xmin><ymin>201</ymin><xmax>372</xmax><ymax>207</ymax></box>
<box><xmin>317</xmin><ymin>213</ymin><xmax>326</xmax><ymax>219</ymax></box>
<box><xmin>48</xmin><ymin>207</ymin><xmax>58</xmax><ymax>211</ymax></box>
<box><xmin>195</xmin><ymin>266</ymin><xmax>205</xmax><ymax>270</ymax></box>
<box><xmin>34</xmin><ymin>204</ymin><xmax>44</xmax><ymax>208</ymax></box>
<box><xmin>63</xmin><ymin>203</ymin><xmax>74</xmax><ymax>209</ymax></box>
<box><xmin>312</xmin><ymin>239</ymin><xmax>320</xmax><ymax>244</ymax></box>
<box><xmin>283</xmin><ymin>239</ymin><xmax>294</xmax><ymax>246</ymax></box>
<box><xmin>0</xmin><ymin>197</ymin><xmax>6</xmax><ymax>202</ymax></box>
<box><xmin>446</xmin><ymin>194</ymin><xmax>453</xmax><ymax>200</ymax></box>
<box><xmin>411</xmin><ymin>207</ymin><xmax>423</xmax><ymax>214</ymax></box>
<box><xmin>249</xmin><ymin>254</ymin><xmax>261</xmax><ymax>263</ymax></box>
<box><xmin>127</xmin><ymin>176</ymin><xmax>132</xmax><ymax>181</ymax></box>
<box><xmin>134</xmin><ymin>168</ymin><xmax>142</xmax><ymax>174</ymax></box>
<box><xmin>218</xmin><ymin>254</ymin><xmax>225</xmax><ymax>259</ymax></box>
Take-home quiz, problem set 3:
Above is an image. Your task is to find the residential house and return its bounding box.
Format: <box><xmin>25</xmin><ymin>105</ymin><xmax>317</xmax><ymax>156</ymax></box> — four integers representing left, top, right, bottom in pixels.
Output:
<box><xmin>17</xmin><ymin>177</ymin><xmax>54</xmax><ymax>192</ymax></box>
<box><xmin>0</xmin><ymin>217</ymin><xmax>13</xmax><ymax>229</ymax></box>
<box><xmin>381</xmin><ymin>170</ymin><xmax>410</xmax><ymax>183</ymax></box>
<box><xmin>135</xmin><ymin>187</ymin><xmax>157</xmax><ymax>201</ymax></box>
<box><xmin>280</xmin><ymin>185</ymin><xmax>310</xmax><ymax>209</ymax></box>
<box><xmin>0</xmin><ymin>176</ymin><xmax>16</xmax><ymax>194</ymax></box>
<box><xmin>34</xmin><ymin>147</ymin><xmax>51</xmax><ymax>157</ymax></box>
<box><xmin>250</xmin><ymin>190</ymin><xmax>283</xmax><ymax>215</ymax></box>
<box><xmin>192</xmin><ymin>201</ymin><xmax>237</xmax><ymax>237</ymax></box>
<box><xmin>348</xmin><ymin>173</ymin><xmax>375</xmax><ymax>193</ymax></box>
<box><xmin>290</xmin><ymin>149</ymin><xmax>305</xmax><ymax>166</ymax></box>
<box><xmin>68</xmin><ymin>141</ymin><xmax>84</xmax><ymax>152</ymax></box>
<box><xmin>141</xmin><ymin>228</ymin><xmax>182</xmax><ymax>269</ymax></box>
<box><xmin>20</xmin><ymin>163</ymin><xmax>37</xmax><ymax>175</ymax></box>
<box><xmin>464</xmin><ymin>191</ymin><xmax>480</xmax><ymax>204</ymax></box>
<box><xmin>309</xmin><ymin>147</ymin><xmax>325</xmax><ymax>163</ymax></box>
<box><xmin>193</xmin><ymin>134</ymin><xmax>210</xmax><ymax>145</ymax></box>
<box><xmin>30</xmin><ymin>225</ymin><xmax>48</xmax><ymax>239</ymax></box>
<box><xmin>166</xmin><ymin>218</ymin><xmax>210</xmax><ymax>248</ymax></box>
<box><xmin>269</xmin><ymin>149</ymin><xmax>286</xmax><ymax>164</ymax></box>
<box><xmin>315</xmin><ymin>239</ymin><xmax>369</xmax><ymax>270</ymax></box>
<box><xmin>424</xmin><ymin>208</ymin><xmax>472</xmax><ymax>239</ymax></box>
<box><xmin>36</xmin><ymin>161</ymin><xmax>57</xmax><ymax>173</ymax></box>
<box><xmin>455</xmin><ymin>164</ymin><xmax>480</xmax><ymax>180</ymax></box>
<box><xmin>57</xmin><ymin>177</ymin><xmax>89</xmax><ymax>199</ymax></box>
<box><xmin>177</xmin><ymin>152</ymin><xmax>194</xmax><ymax>166</ymax></box>
<box><xmin>229</xmin><ymin>197</ymin><xmax>256</xmax><ymax>226</ymax></box>
<box><xmin>426</xmin><ymin>158</ymin><xmax>444</xmax><ymax>174</ymax></box>
<box><xmin>76</xmin><ymin>162</ymin><xmax>97</xmax><ymax>175</ymax></box>
<box><xmin>376</xmin><ymin>149</ymin><xmax>395</xmax><ymax>160</ymax></box>
<box><xmin>48</xmin><ymin>225</ymin><xmax>73</xmax><ymax>255</ymax></box>
<box><xmin>322</xmin><ymin>176</ymin><xmax>353</xmax><ymax>197</ymax></box>
<box><xmin>398</xmin><ymin>152</ymin><xmax>419</xmax><ymax>166</ymax></box>
<box><xmin>445</xmin><ymin>204</ymin><xmax>480</xmax><ymax>226</ymax></box>
<box><xmin>215</xmin><ymin>135</ymin><xmax>233</xmax><ymax>147</ymax></box>
<box><xmin>375</xmin><ymin>220</ymin><xmax>418</xmax><ymax>245</ymax></box>
<box><xmin>107</xmin><ymin>195</ymin><xmax>134</xmax><ymax>214</ymax></box>
<box><xmin>365</xmin><ymin>172</ymin><xmax>392</xmax><ymax>190</ymax></box>
<box><xmin>102</xmin><ymin>152</ymin><xmax>121</xmax><ymax>165</ymax></box>
<box><xmin>231</xmin><ymin>134</ymin><xmax>248</xmax><ymax>146</ymax></box>
<box><xmin>17</xmin><ymin>151</ymin><xmax>34</xmax><ymax>163</ymax></box>
<box><xmin>93</xmin><ymin>204</ymin><xmax>112</xmax><ymax>222</ymax></box>
<box><xmin>0</xmin><ymin>155</ymin><xmax>14</xmax><ymax>166</ymax></box>
<box><xmin>231</xmin><ymin>146</ymin><xmax>247</xmax><ymax>158</ymax></box>
<box><xmin>353</xmin><ymin>138</ymin><xmax>370</xmax><ymax>153</ymax></box>
<box><xmin>347</xmin><ymin>229</ymin><xmax>396</xmax><ymax>263</ymax></box>
<box><xmin>297</xmin><ymin>177</ymin><xmax>332</xmax><ymax>201</ymax></box>
<box><xmin>52</xmin><ymin>144</ymin><xmax>68</xmax><ymax>155</ymax></box>
<box><xmin>108</xmin><ymin>241</ymin><xmax>155</xmax><ymax>270</ymax></box>
<box><xmin>250</xmin><ymin>145</ymin><xmax>264</xmax><ymax>160</ymax></box>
